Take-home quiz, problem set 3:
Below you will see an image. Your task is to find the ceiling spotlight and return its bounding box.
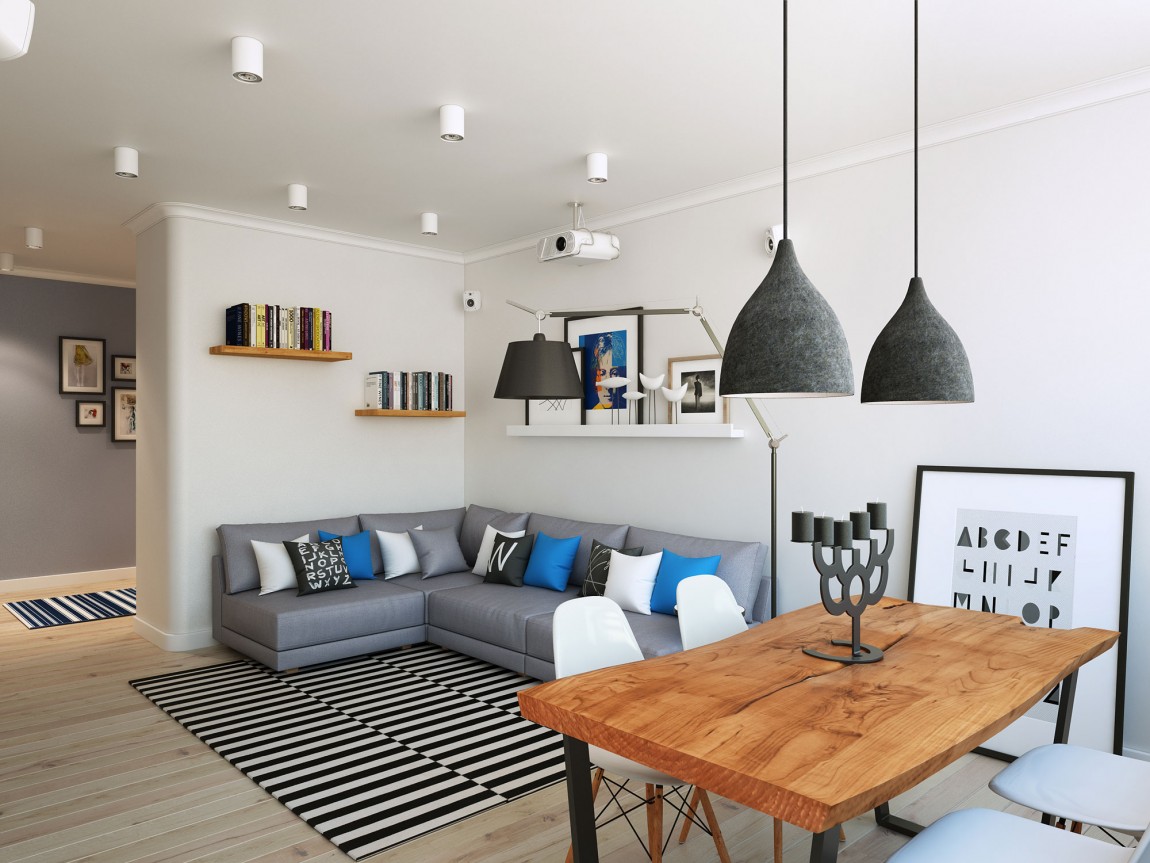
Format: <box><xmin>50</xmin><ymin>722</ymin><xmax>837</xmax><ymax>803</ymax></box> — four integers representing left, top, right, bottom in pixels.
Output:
<box><xmin>0</xmin><ymin>0</ymin><xmax>34</xmax><ymax>62</ymax></box>
<box><xmin>0</xmin><ymin>253</ymin><xmax>14</xmax><ymax>272</ymax></box>
<box><xmin>421</xmin><ymin>213</ymin><xmax>439</xmax><ymax>236</ymax></box>
<box><xmin>586</xmin><ymin>152</ymin><xmax>608</xmax><ymax>184</ymax></box>
<box><xmin>287</xmin><ymin>184</ymin><xmax>307</xmax><ymax>211</ymax></box>
<box><xmin>231</xmin><ymin>36</ymin><xmax>263</xmax><ymax>83</ymax></box>
<box><xmin>439</xmin><ymin>105</ymin><xmax>464</xmax><ymax>141</ymax></box>
<box><xmin>25</xmin><ymin>226</ymin><xmax>42</xmax><ymax>249</ymax></box>
<box><xmin>113</xmin><ymin>146</ymin><xmax>139</xmax><ymax>178</ymax></box>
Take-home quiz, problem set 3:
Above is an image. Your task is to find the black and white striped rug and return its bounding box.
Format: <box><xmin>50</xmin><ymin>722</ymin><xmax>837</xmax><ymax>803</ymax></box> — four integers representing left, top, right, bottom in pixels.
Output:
<box><xmin>3</xmin><ymin>587</ymin><xmax>136</xmax><ymax>629</ymax></box>
<box><xmin>130</xmin><ymin>644</ymin><xmax>566</xmax><ymax>860</ymax></box>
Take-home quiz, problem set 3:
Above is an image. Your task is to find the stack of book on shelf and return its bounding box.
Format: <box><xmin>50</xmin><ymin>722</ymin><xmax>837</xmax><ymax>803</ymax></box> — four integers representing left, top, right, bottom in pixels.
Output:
<box><xmin>225</xmin><ymin>304</ymin><xmax>334</xmax><ymax>351</ymax></box>
<box><xmin>364</xmin><ymin>371</ymin><xmax>454</xmax><ymax>411</ymax></box>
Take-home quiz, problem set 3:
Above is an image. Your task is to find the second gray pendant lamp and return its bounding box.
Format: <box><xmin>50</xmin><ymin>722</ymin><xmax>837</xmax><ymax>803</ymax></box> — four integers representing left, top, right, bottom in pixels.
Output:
<box><xmin>861</xmin><ymin>0</ymin><xmax>974</xmax><ymax>404</ymax></box>
<box><xmin>720</xmin><ymin>0</ymin><xmax>853</xmax><ymax>399</ymax></box>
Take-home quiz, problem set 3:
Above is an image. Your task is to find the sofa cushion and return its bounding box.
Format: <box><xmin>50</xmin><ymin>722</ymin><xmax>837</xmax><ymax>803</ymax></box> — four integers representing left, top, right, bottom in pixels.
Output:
<box><xmin>460</xmin><ymin>504</ymin><xmax>530</xmax><ymax>567</ymax></box>
<box><xmin>472</xmin><ymin>524</ymin><xmax>526</xmax><ymax>575</ymax></box>
<box><xmin>604</xmin><ymin>550</ymin><xmax>663</xmax><ymax>614</ymax></box>
<box><xmin>221</xmin><ymin>579</ymin><xmax>424</xmax><ymax>651</ymax></box>
<box><xmin>253</xmin><ymin>534</ymin><xmax>309</xmax><ymax>594</ymax></box>
<box><xmin>410</xmin><ymin>527</ymin><xmax>469</xmax><ymax>578</ymax></box>
<box><xmin>523</xmin><ymin>533</ymin><xmax>580</xmax><ymax>591</ymax></box>
<box><xmin>525</xmin><ymin>513</ymin><xmax>629</xmax><ymax>586</ymax></box>
<box><xmin>285</xmin><ymin>539</ymin><xmax>356</xmax><ymax>595</ymax></box>
<box><xmin>484</xmin><ymin>532</ymin><xmax>534</xmax><ymax>586</ymax></box>
<box><xmin>624</xmin><ymin>525</ymin><xmax>766</xmax><ymax>621</ymax></box>
<box><xmin>649</xmin><ymin>549</ymin><xmax>722</xmax><ymax>616</ymax></box>
<box><xmin>317</xmin><ymin>529</ymin><xmax>375</xmax><ymax>580</ymax></box>
<box><xmin>581</xmin><ymin>539</ymin><xmax>643</xmax><ymax>597</ymax></box>
<box><xmin>525</xmin><ymin>606</ymin><xmax>683</xmax><ymax>664</ymax></box>
<box><xmin>427</xmin><ymin>581</ymin><xmax>578</xmax><ymax>652</ymax></box>
<box><xmin>219</xmin><ymin>516</ymin><xmax>361</xmax><ymax>594</ymax></box>
<box><xmin>358</xmin><ymin>508</ymin><xmax>465</xmax><ymax>575</ymax></box>
<box><xmin>375</xmin><ymin>527</ymin><xmax>422</xmax><ymax>578</ymax></box>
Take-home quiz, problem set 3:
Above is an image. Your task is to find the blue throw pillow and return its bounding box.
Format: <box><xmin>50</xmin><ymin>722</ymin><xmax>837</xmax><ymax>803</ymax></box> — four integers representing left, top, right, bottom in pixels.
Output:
<box><xmin>523</xmin><ymin>532</ymin><xmax>581</xmax><ymax>592</ymax></box>
<box><xmin>318</xmin><ymin>529</ymin><xmax>374</xmax><ymax>580</ymax></box>
<box><xmin>649</xmin><ymin>548</ymin><xmax>722</xmax><ymax>615</ymax></box>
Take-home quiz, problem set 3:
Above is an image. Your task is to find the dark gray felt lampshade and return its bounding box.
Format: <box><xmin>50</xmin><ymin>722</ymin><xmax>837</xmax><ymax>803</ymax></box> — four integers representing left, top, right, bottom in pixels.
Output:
<box><xmin>494</xmin><ymin>333</ymin><xmax>582</xmax><ymax>400</ymax></box>
<box><xmin>720</xmin><ymin>239</ymin><xmax>854</xmax><ymax>398</ymax></box>
<box><xmin>861</xmin><ymin>276</ymin><xmax>974</xmax><ymax>404</ymax></box>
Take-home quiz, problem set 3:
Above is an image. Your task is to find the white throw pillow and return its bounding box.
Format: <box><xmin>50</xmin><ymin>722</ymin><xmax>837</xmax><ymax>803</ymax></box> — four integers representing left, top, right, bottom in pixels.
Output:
<box><xmin>253</xmin><ymin>534</ymin><xmax>309</xmax><ymax>594</ymax></box>
<box><xmin>603</xmin><ymin>550</ymin><xmax>663</xmax><ymax>615</ymax></box>
<box><xmin>376</xmin><ymin>526</ymin><xmax>423</xmax><ymax>578</ymax></box>
<box><xmin>472</xmin><ymin>523</ymin><xmax>527</xmax><ymax>576</ymax></box>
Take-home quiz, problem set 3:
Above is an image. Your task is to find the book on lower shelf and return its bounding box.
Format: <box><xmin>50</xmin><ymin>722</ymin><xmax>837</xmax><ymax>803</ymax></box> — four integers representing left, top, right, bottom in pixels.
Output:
<box><xmin>224</xmin><ymin>303</ymin><xmax>334</xmax><ymax>351</ymax></box>
<box><xmin>364</xmin><ymin>370</ymin><xmax>455</xmax><ymax>411</ymax></box>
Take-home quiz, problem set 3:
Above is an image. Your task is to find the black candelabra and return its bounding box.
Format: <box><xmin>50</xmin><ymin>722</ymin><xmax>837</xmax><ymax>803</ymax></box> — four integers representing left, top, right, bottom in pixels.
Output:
<box><xmin>791</xmin><ymin>502</ymin><xmax>893</xmax><ymax>664</ymax></box>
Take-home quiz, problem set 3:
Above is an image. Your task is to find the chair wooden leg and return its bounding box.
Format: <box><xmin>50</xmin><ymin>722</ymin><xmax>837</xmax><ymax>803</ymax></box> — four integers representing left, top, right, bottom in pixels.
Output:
<box><xmin>565</xmin><ymin>768</ymin><xmax>604</xmax><ymax>863</ymax></box>
<box><xmin>840</xmin><ymin>825</ymin><xmax>847</xmax><ymax>842</ymax></box>
<box><xmin>773</xmin><ymin>816</ymin><xmax>783</xmax><ymax>863</ymax></box>
<box><xmin>678</xmin><ymin>787</ymin><xmax>703</xmax><ymax>844</ymax></box>
<box><xmin>695</xmin><ymin>789</ymin><xmax>732</xmax><ymax>863</ymax></box>
<box><xmin>647</xmin><ymin>784</ymin><xmax>664</xmax><ymax>863</ymax></box>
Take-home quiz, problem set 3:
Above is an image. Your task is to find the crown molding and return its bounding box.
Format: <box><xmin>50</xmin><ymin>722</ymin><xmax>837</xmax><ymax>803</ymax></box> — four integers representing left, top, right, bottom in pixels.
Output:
<box><xmin>123</xmin><ymin>203</ymin><xmax>466</xmax><ymax>265</ymax></box>
<box><xmin>0</xmin><ymin>267</ymin><xmax>135</xmax><ymax>289</ymax></box>
<box><xmin>463</xmin><ymin>66</ymin><xmax>1150</xmax><ymax>265</ymax></box>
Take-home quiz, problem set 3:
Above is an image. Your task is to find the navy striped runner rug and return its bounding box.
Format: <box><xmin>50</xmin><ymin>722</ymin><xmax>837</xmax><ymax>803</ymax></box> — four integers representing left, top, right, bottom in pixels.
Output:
<box><xmin>3</xmin><ymin>587</ymin><xmax>136</xmax><ymax>629</ymax></box>
<box><xmin>130</xmin><ymin>644</ymin><xmax>566</xmax><ymax>860</ymax></box>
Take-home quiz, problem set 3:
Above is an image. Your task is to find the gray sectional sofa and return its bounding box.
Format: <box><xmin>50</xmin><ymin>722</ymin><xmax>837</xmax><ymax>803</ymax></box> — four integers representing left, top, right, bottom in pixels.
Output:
<box><xmin>211</xmin><ymin>503</ymin><xmax>770</xmax><ymax>678</ymax></box>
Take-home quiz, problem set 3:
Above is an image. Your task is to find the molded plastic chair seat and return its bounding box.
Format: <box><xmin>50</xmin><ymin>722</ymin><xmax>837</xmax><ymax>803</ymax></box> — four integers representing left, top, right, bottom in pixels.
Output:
<box><xmin>676</xmin><ymin>574</ymin><xmax>747</xmax><ymax>650</ymax></box>
<box><xmin>989</xmin><ymin>743</ymin><xmax>1150</xmax><ymax>836</ymax></box>
<box><xmin>888</xmin><ymin>808</ymin><xmax>1143</xmax><ymax>863</ymax></box>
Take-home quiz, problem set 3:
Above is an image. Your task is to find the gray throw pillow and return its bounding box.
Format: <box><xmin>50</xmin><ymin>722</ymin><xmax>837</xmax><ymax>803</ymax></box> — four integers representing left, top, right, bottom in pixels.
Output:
<box><xmin>409</xmin><ymin>526</ymin><xmax>469</xmax><ymax>578</ymax></box>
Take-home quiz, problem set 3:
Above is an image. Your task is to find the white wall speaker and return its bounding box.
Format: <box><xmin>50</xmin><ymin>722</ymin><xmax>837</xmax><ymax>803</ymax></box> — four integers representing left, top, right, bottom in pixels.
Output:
<box><xmin>463</xmin><ymin>290</ymin><xmax>481</xmax><ymax>312</ymax></box>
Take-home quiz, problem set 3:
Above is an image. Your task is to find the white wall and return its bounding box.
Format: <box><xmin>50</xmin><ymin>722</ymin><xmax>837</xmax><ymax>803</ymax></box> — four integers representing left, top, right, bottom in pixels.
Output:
<box><xmin>464</xmin><ymin>93</ymin><xmax>1150</xmax><ymax>753</ymax></box>
<box><xmin>133</xmin><ymin>209</ymin><xmax>466</xmax><ymax>648</ymax></box>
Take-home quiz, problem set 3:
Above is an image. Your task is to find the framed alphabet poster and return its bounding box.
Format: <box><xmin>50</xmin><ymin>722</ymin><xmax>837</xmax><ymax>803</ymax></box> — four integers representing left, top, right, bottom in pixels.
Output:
<box><xmin>909</xmin><ymin>465</ymin><xmax>1132</xmax><ymax>757</ymax></box>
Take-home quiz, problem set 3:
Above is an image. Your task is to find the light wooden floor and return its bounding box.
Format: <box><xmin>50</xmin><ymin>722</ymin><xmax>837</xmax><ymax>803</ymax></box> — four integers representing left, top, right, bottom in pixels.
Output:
<box><xmin>0</xmin><ymin>578</ymin><xmax>1127</xmax><ymax>863</ymax></box>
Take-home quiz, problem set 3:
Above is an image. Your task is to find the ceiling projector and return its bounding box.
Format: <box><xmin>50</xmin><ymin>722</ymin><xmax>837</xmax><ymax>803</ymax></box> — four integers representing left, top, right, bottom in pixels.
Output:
<box><xmin>537</xmin><ymin>229</ymin><xmax>620</xmax><ymax>264</ymax></box>
<box><xmin>0</xmin><ymin>0</ymin><xmax>34</xmax><ymax>61</ymax></box>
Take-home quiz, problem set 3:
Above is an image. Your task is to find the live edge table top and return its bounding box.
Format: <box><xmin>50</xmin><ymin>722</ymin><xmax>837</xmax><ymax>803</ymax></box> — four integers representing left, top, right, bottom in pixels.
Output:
<box><xmin>518</xmin><ymin>597</ymin><xmax>1118</xmax><ymax>834</ymax></box>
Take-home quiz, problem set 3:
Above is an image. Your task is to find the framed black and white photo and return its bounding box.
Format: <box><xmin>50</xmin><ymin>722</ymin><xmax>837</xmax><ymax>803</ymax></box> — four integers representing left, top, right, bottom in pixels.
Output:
<box><xmin>75</xmin><ymin>400</ymin><xmax>106</xmax><ymax>427</ymax></box>
<box><xmin>59</xmin><ymin>336</ymin><xmax>106</xmax><ymax>394</ymax></box>
<box><xmin>667</xmin><ymin>355</ymin><xmax>728</xmax><ymax>425</ymax></box>
<box><xmin>909</xmin><ymin>465</ymin><xmax>1132</xmax><ymax>757</ymax></box>
<box><xmin>564</xmin><ymin>310</ymin><xmax>643</xmax><ymax>425</ymax></box>
<box><xmin>526</xmin><ymin>347</ymin><xmax>586</xmax><ymax>426</ymax></box>
<box><xmin>111</xmin><ymin>387</ymin><xmax>138</xmax><ymax>442</ymax></box>
<box><xmin>111</xmin><ymin>355</ymin><xmax>137</xmax><ymax>381</ymax></box>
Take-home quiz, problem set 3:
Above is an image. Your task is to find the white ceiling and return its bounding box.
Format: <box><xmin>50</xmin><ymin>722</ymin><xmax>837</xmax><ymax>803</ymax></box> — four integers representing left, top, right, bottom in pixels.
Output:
<box><xmin>2</xmin><ymin>0</ymin><xmax>1149</xmax><ymax>285</ymax></box>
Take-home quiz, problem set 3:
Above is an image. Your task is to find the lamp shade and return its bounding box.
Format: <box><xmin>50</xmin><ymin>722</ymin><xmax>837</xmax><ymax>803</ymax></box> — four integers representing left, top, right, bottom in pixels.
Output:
<box><xmin>494</xmin><ymin>333</ymin><xmax>582</xmax><ymax>400</ymax></box>
<box><xmin>861</xmin><ymin>277</ymin><xmax>973</xmax><ymax>403</ymax></box>
<box><xmin>720</xmin><ymin>239</ymin><xmax>854</xmax><ymax>397</ymax></box>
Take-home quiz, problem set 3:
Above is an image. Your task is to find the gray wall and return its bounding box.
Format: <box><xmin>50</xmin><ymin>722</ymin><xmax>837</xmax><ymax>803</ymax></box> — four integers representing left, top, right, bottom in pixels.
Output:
<box><xmin>0</xmin><ymin>274</ymin><xmax>136</xmax><ymax>580</ymax></box>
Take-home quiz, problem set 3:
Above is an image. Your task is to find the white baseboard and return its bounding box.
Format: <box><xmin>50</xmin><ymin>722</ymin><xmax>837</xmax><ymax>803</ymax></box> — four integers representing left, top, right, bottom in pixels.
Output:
<box><xmin>133</xmin><ymin>616</ymin><xmax>217</xmax><ymax>652</ymax></box>
<box><xmin>0</xmin><ymin>567</ymin><xmax>135</xmax><ymax>595</ymax></box>
<box><xmin>1123</xmin><ymin>745</ymin><xmax>1150</xmax><ymax>761</ymax></box>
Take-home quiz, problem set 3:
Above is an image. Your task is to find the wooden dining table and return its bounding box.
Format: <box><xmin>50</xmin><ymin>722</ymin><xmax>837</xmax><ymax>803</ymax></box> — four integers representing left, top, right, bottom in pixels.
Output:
<box><xmin>518</xmin><ymin>597</ymin><xmax>1119</xmax><ymax>863</ymax></box>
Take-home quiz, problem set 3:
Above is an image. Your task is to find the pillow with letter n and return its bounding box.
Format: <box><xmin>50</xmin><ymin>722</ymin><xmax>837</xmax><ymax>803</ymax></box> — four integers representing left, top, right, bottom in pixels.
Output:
<box><xmin>284</xmin><ymin>538</ymin><xmax>356</xmax><ymax>596</ymax></box>
<box><xmin>484</xmin><ymin>532</ymin><xmax>535</xmax><ymax>587</ymax></box>
<box><xmin>581</xmin><ymin>539</ymin><xmax>643</xmax><ymax>597</ymax></box>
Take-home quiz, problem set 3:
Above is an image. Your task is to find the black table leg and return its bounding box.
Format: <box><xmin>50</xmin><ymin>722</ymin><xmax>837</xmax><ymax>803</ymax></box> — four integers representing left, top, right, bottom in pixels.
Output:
<box><xmin>810</xmin><ymin>825</ymin><xmax>842</xmax><ymax>863</ymax></box>
<box><xmin>563</xmin><ymin>735</ymin><xmax>599</xmax><ymax>863</ymax></box>
<box><xmin>874</xmin><ymin>802</ymin><xmax>922</xmax><ymax>837</ymax></box>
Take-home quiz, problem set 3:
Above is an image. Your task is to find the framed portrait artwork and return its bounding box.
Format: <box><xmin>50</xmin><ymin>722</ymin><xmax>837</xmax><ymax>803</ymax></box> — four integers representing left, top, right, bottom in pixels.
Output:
<box><xmin>526</xmin><ymin>348</ymin><xmax>586</xmax><ymax>426</ymax></box>
<box><xmin>59</xmin><ymin>336</ymin><xmax>106</xmax><ymax>394</ymax></box>
<box><xmin>563</xmin><ymin>310</ymin><xmax>643</xmax><ymax>425</ymax></box>
<box><xmin>909</xmin><ymin>465</ymin><xmax>1133</xmax><ymax>757</ymax></box>
<box><xmin>667</xmin><ymin>355</ymin><xmax>728</xmax><ymax>424</ymax></box>
<box><xmin>111</xmin><ymin>355</ymin><xmax>137</xmax><ymax>381</ymax></box>
<box><xmin>111</xmin><ymin>388</ymin><xmax>138</xmax><ymax>442</ymax></box>
<box><xmin>75</xmin><ymin>400</ymin><xmax>106</xmax><ymax>427</ymax></box>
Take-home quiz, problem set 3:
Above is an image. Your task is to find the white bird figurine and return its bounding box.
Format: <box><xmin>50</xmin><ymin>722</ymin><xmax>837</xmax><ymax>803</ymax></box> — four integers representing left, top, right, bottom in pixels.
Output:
<box><xmin>661</xmin><ymin>383</ymin><xmax>689</xmax><ymax>424</ymax></box>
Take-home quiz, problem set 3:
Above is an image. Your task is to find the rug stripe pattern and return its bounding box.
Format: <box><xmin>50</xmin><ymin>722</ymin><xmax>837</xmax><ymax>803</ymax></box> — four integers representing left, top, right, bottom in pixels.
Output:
<box><xmin>130</xmin><ymin>643</ymin><xmax>566</xmax><ymax>860</ymax></box>
<box><xmin>3</xmin><ymin>587</ymin><xmax>136</xmax><ymax>628</ymax></box>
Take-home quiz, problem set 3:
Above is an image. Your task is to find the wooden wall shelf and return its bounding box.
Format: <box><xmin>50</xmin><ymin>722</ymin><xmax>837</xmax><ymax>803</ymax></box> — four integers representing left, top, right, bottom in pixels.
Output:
<box><xmin>506</xmin><ymin>424</ymin><xmax>743</xmax><ymax>438</ymax></box>
<box><xmin>356</xmin><ymin>409</ymin><xmax>466</xmax><ymax>418</ymax></box>
<box><xmin>209</xmin><ymin>345</ymin><xmax>352</xmax><ymax>362</ymax></box>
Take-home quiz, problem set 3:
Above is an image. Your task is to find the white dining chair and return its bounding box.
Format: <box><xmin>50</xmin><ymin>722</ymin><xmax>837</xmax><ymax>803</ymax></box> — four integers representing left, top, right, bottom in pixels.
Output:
<box><xmin>553</xmin><ymin>596</ymin><xmax>731</xmax><ymax>863</ymax></box>
<box><xmin>886</xmin><ymin>807</ymin><xmax>1145</xmax><ymax>863</ymax></box>
<box><xmin>989</xmin><ymin>743</ymin><xmax>1150</xmax><ymax>837</ymax></box>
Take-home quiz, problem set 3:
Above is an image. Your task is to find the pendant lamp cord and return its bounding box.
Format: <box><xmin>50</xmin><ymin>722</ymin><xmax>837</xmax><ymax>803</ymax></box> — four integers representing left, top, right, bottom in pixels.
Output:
<box><xmin>914</xmin><ymin>0</ymin><xmax>919</xmax><ymax>277</ymax></box>
<box><xmin>782</xmin><ymin>0</ymin><xmax>788</xmax><ymax>240</ymax></box>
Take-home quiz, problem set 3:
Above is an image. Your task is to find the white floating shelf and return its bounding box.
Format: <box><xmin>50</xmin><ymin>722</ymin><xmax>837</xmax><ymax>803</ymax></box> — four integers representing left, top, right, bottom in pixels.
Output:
<box><xmin>506</xmin><ymin>424</ymin><xmax>744</xmax><ymax>438</ymax></box>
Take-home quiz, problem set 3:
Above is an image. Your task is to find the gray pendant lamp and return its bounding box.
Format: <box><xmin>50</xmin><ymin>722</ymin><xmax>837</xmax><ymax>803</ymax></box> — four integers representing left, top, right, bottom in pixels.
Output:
<box><xmin>494</xmin><ymin>332</ymin><xmax>582</xmax><ymax>401</ymax></box>
<box><xmin>861</xmin><ymin>0</ymin><xmax>973</xmax><ymax>404</ymax></box>
<box><xmin>721</xmin><ymin>0</ymin><xmax>853</xmax><ymax>399</ymax></box>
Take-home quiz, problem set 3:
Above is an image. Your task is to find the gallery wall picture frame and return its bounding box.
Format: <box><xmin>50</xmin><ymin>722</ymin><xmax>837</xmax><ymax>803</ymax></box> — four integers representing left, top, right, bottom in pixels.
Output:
<box><xmin>111</xmin><ymin>387</ymin><xmax>138</xmax><ymax>442</ymax></box>
<box><xmin>59</xmin><ymin>336</ymin><xmax>106</xmax><ymax>394</ymax></box>
<box><xmin>909</xmin><ymin>465</ymin><xmax>1133</xmax><ymax>758</ymax></box>
<box><xmin>667</xmin><ymin>354</ymin><xmax>728</xmax><ymax>424</ymax></box>
<box><xmin>75</xmin><ymin>400</ymin><xmax>106</xmax><ymax>427</ymax></box>
<box><xmin>526</xmin><ymin>347</ymin><xmax>586</xmax><ymax>426</ymax></box>
<box><xmin>563</xmin><ymin>309</ymin><xmax>643</xmax><ymax>425</ymax></box>
<box><xmin>111</xmin><ymin>355</ymin><xmax>137</xmax><ymax>381</ymax></box>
